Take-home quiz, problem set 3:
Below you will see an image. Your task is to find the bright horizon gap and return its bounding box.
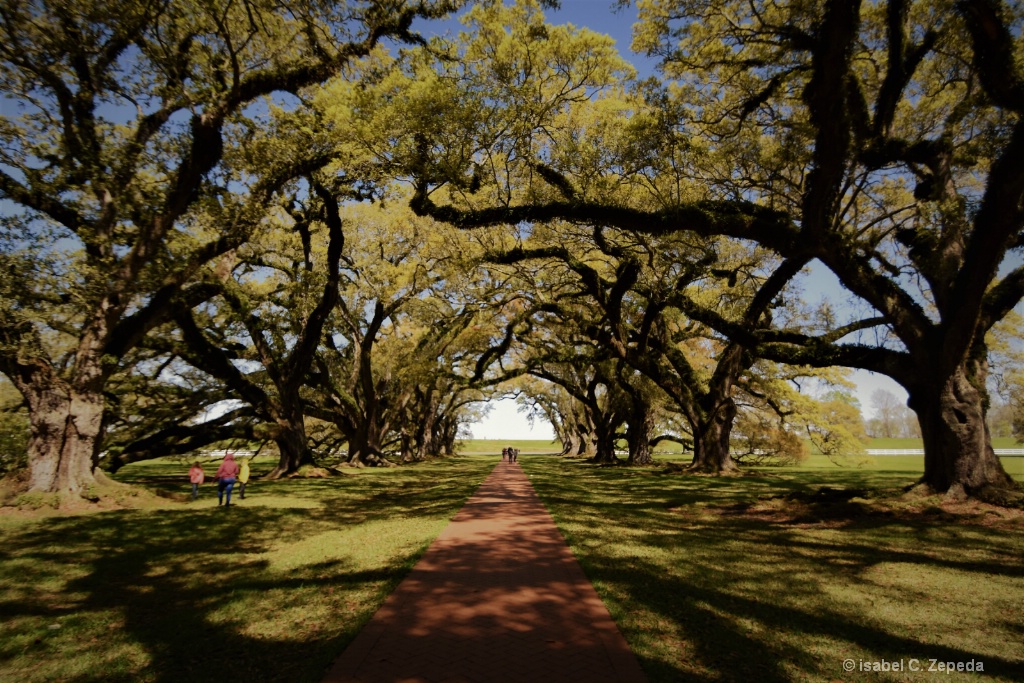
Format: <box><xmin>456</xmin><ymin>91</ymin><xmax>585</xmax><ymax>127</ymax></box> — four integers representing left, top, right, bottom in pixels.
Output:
<box><xmin>468</xmin><ymin>397</ymin><xmax>556</xmax><ymax>440</ymax></box>
<box><xmin>467</xmin><ymin>371</ymin><xmax>912</xmax><ymax>441</ymax></box>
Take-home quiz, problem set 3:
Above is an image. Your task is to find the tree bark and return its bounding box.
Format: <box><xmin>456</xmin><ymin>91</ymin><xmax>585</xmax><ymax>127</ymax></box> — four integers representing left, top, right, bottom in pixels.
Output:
<box><xmin>561</xmin><ymin>431</ymin><xmax>581</xmax><ymax>456</ymax></box>
<box><xmin>25</xmin><ymin>381</ymin><xmax>104</xmax><ymax>497</ymax></box>
<box><xmin>345</xmin><ymin>418</ymin><xmax>392</xmax><ymax>467</ymax></box>
<box><xmin>688</xmin><ymin>399</ymin><xmax>739</xmax><ymax>474</ymax></box>
<box><xmin>409</xmin><ymin>388</ymin><xmax>439</xmax><ymax>461</ymax></box>
<box><xmin>264</xmin><ymin>407</ymin><xmax>316</xmax><ymax>479</ymax></box>
<box><xmin>4</xmin><ymin>347</ymin><xmax>111</xmax><ymax>498</ymax></box>
<box><xmin>437</xmin><ymin>415</ymin><xmax>459</xmax><ymax>455</ymax></box>
<box><xmin>626</xmin><ymin>399</ymin><xmax>654</xmax><ymax>466</ymax></box>
<box><xmin>590</xmin><ymin>416</ymin><xmax>620</xmax><ymax>464</ymax></box>
<box><xmin>591</xmin><ymin>436</ymin><xmax>618</xmax><ymax>464</ymax></box>
<box><xmin>909</xmin><ymin>360</ymin><xmax>1016</xmax><ymax>500</ymax></box>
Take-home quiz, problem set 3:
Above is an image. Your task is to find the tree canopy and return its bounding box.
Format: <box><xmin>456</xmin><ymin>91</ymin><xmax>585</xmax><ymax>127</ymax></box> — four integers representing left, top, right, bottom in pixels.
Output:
<box><xmin>404</xmin><ymin>0</ymin><xmax>1024</xmax><ymax>502</ymax></box>
<box><xmin>2</xmin><ymin>0</ymin><xmax>1023</xmax><ymax>506</ymax></box>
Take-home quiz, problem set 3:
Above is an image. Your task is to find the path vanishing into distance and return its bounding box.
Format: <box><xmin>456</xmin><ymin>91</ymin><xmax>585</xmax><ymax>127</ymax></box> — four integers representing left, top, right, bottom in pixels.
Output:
<box><xmin>323</xmin><ymin>460</ymin><xmax>648</xmax><ymax>683</ymax></box>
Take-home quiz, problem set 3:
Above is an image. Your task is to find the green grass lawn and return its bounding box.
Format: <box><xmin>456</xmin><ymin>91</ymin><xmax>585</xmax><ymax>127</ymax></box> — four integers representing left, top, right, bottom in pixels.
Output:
<box><xmin>0</xmin><ymin>455</ymin><xmax>495</xmax><ymax>683</ymax></box>
<box><xmin>3</xmin><ymin>446</ymin><xmax>1022</xmax><ymax>683</ymax></box>
<box><xmin>520</xmin><ymin>455</ymin><xmax>1024</xmax><ymax>683</ymax></box>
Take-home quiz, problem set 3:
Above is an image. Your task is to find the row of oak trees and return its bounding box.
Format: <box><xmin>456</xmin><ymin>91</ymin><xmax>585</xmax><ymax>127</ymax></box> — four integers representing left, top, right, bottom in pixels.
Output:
<box><xmin>1</xmin><ymin>0</ymin><xmax>1023</xmax><ymax>504</ymax></box>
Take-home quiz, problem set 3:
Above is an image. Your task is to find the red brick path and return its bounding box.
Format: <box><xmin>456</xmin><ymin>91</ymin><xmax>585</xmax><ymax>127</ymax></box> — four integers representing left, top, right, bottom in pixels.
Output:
<box><xmin>322</xmin><ymin>461</ymin><xmax>648</xmax><ymax>683</ymax></box>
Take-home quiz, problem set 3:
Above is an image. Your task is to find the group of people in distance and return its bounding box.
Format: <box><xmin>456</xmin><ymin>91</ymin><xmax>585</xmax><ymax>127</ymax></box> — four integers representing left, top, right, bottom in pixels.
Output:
<box><xmin>188</xmin><ymin>451</ymin><xmax>250</xmax><ymax>506</ymax></box>
<box><xmin>501</xmin><ymin>447</ymin><xmax>520</xmax><ymax>462</ymax></box>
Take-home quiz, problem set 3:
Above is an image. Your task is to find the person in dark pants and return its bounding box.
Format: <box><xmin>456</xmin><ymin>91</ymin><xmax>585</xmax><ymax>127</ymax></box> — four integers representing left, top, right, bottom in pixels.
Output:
<box><xmin>189</xmin><ymin>462</ymin><xmax>205</xmax><ymax>500</ymax></box>
<box><xmin>215</xmin><ymin>452</ymin><xmax>240</xmax><ymax>507</ymax></box>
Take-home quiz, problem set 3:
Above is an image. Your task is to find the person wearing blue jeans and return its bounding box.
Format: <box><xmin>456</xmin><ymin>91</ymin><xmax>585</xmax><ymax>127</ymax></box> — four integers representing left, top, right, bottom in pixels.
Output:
<box><xmin>218</xmin><ymin>477</ymin><xmax>237</xmax><ymax>506</ymax></box>
<box><xmin>215</xmin><ymin>452</ymin><xmax>241</xmax><ymax>507</ymax></box>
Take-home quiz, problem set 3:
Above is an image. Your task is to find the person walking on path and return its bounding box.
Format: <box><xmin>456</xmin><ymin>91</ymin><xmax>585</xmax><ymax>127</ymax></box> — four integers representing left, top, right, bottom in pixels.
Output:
<box><xmin>215</xmin><ymin>452</ymin><xmax>240</xmax><ymax>507</ymax></box>
<box><xmin>188</xmin><ymin>462</ymin><xmax>205</xmax><ymax>500</ymax></box>
<box><xmin>238</xmin><ymin>457</ymin><xmax>251</xmax><ymax>499</ymax></box>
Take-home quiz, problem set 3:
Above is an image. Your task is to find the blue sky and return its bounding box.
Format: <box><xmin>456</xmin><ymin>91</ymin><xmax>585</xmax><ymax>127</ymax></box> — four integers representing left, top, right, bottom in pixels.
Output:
<box><xmin>545</xmin><ymin>0</ymin><xmax>660</xmax><ymax>74</ymax></box>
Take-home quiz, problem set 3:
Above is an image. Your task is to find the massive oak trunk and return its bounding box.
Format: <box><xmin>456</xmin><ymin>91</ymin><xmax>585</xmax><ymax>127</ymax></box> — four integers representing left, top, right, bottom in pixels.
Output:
<box><xmin>345</xmin><ymin>415</ymin><xmax>393</xmax><ymax>467</ymax></box>
<box><xmin>437</xmin><ymin>416</ymin><xmax>459</xmax><ymax>456</ymax></box>
<box><xmin>589</xmin><ymin>414</ymin><xmax>620</xmax><ymax>464</ymax></box>
<box><xmin>909</xmin><ymin>360</ymin><xmax>1016</xmax><ymax>500</ymax></box>
<box><xmin>561</xmin><ymin>431</ymin><xmax>581</xmax><ymax>456</ymax></box>
<box><xmin>25</xmin><ymin>382</ymin><xmax>104</xmax><ymax>496</ymax></box>
<box><xmin>688</xmin><ymin>399</ymin><xmax>739</xmax><ymax>474</ymax></box>
<box><xmin>626</xmin><ymin>400</ymin><xmax>654</xmax><ymax>466</ymax></box>
<box><xmin>684</xmin><ymin>346</ymin><xmax>744</xmax><ymax>474</ymax></box>
<box><xmin>264</xmin><ymin>406</ymin><xmax>316</xmax><ymax>479</ymax></box>
<box><xmin>591</xmin><ymin>436</ymin><xmax>618</xmax><ymax>464</ymax></box>
<box><xmin>577</xmin><ymin>431</ymin><xmax>597</xmax><ymax>456</ymax></box>
<box><xmin>406</xmin><ymin>389</ymin><xmax>439</xmax><ymax>462</ymax></box>
<box><xmin>8</xmin><ymin>343</ymin><xmax>112</xmax><ymax>498</ymax></box>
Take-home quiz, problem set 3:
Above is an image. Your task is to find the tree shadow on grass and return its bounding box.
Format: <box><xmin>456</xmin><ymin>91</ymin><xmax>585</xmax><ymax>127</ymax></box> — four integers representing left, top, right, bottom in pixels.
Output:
<box><xmin>0</xmin><ymin>457</ymin><xmax>497</xmax><ymax>683</ymax></box>
<box><xmin>589</xmin><ymin>551</ymin><xmax>1024</xmax><ymax>683</ymax></box>
<box><xmin>522</xmin><ymin>456</ymin><xmax>1024</xmax><ymax>683</ymax></box>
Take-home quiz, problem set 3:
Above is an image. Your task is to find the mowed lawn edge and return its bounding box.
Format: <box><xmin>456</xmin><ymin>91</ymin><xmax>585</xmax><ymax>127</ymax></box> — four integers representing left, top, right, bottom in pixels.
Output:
<box><xmin>0</xmin><ymin>455</ymin><xmax>496</xmax><ymax>683</ymax></box>
<box><xmin>520</xmin><ymin>454</ymin><xmax>1024</xmax><ymax>683</ymax></box>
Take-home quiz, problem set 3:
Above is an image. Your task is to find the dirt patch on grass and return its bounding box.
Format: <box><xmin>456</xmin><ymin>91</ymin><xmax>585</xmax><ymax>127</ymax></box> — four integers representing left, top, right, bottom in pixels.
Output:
<box><xmin>675</xmin><ymin>486</ymin><xmax>1024</xmax><ymax>529</ymax></box>
<box><xmin>661</xmin><ymin>462</ymin><xmax>780</xmax><ymax>478</ymax></box>
<box><xmin>0</xmin><ymin>477</ymin><xmax>175</xmax><ymax>520</ymax></box>
<box><xmin>0</xmin><ymin>498</ymin><xmax>125</xmax><ymax>521</ymax></box>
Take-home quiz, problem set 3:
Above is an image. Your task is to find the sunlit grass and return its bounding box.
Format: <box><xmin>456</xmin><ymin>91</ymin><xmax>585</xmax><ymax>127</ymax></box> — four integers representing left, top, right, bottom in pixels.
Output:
<box><xmin>4</xmin><ymin>445</ymin><xmax>1021</xmax><ymax>683</ymax></box>
<box><xmin>0</xmin><ymin>455</ymin><xmax>495</xmax><ymax>683</ymax></box>
<box><xmin>522</xmin><ymin>456</ymin><xmax>1024</xmax><ymax>683</ymax></box>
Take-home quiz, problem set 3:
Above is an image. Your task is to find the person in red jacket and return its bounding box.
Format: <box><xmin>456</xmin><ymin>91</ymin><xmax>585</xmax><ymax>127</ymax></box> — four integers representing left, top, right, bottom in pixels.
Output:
<box><xmin>188</xmin><ymin>462</ymin><xmax>205</xmax><ymax>500</ymax></box>
<box><xmin>215</xmin><ymin>452</ymin><xmax>240</xmax><ymax>507</ymax></box>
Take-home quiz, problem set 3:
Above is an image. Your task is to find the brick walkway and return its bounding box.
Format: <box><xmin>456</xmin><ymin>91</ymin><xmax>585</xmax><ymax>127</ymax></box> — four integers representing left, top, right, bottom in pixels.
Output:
<box><xmin>323</xmin><ymin>461</ymin><xmax>648</xmax><ymax>683</ymax></box>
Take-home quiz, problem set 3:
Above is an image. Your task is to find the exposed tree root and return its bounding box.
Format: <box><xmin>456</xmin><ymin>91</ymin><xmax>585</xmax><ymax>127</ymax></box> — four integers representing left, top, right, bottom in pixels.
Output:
<box><xmin>662</xmin><ymin>461</ymin><xmax>743</xmax><ymax>476</ymax></box>
<box><xmin>903</xmin><ymin>480</ymin><xmax>1024</xmax><ymax>509</ymax></box>
<box><xmin>1</xmin><ymin>470</ymin><xmax>161</xmax><ymax>513</ymax></box>
<box><xmin>675</xmin><ymin>485</ymin><xmax>1024</xmax><ymax>529</ymax></box>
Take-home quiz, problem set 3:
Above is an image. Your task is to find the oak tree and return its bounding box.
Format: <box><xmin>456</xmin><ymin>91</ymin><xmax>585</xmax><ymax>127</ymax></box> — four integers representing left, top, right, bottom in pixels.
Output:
<box><xmin>0</xmin><ymin>0</ymin><xmax>461</xmax><ymax>497</ymax></box>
